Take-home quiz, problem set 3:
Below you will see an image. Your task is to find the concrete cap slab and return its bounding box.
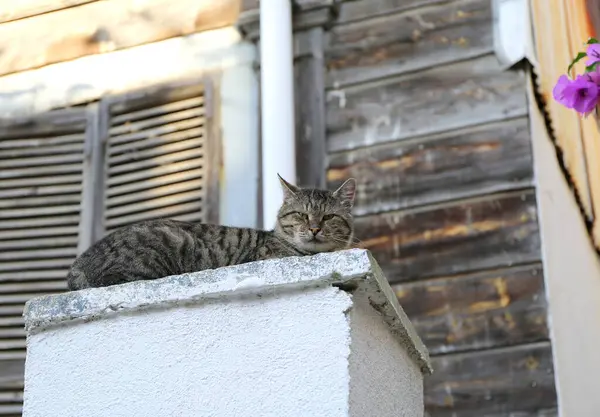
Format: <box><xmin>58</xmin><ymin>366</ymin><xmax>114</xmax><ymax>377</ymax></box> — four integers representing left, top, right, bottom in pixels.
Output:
<box><xmin>24</xmin><ymin>248</ymin><xmax>432</xmax><ymax>374</ymax></box>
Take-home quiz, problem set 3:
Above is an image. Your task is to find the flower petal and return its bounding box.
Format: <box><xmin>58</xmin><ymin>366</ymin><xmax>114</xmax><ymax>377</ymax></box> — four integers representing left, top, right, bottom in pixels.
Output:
<box><xmin>586</xmin><ymin>44</ymin><xmax>600</xmax><ymax>66</ymax></box>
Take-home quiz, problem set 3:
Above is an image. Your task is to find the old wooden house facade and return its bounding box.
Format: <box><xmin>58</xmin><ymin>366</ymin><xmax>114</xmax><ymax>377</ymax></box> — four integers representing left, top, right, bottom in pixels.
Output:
<box><xmin>2</xmin><ymin>0</ymin><xmax>600</xmax><ymax>416</ymax></box>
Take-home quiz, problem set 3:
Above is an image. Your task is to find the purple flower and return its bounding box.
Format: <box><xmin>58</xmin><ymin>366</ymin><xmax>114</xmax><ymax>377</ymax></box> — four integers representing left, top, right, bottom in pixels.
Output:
<box><xmin>587</xmin><ymin>44</ymin><xmax>600</xmax><ymax>66</ymax></box>
<box><xmin>553</xmin><ymin>74</ymin><xmax>600</xmax><ymax>114</ymax></box>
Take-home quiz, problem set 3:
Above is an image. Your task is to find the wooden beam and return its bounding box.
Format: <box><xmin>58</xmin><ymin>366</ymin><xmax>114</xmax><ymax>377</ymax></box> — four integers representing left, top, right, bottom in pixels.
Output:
<box><xmin>425</xmin><ymin>342</ymin><xmax>557</xmax><ymax>416</ymax></box>
<box><xmin>326</xmin><ymin>54</ymin><xmax>528</xmax><ymax>152</ymax></box>
<box><xmin>336</xmin><ymin>0</ymin><xmax>450</xmax><ymax>24</ymax></box>
<box><xmin>0</xmin><ymin>27</ymin><xmax>254</xmax><ymax>117</ymax></box>
<box><xmin>328</xmin><ymin>117</ymin><xmax>534</xmax><ymax>216</ymax></box>
<box><xmin>530</xmin><ymin>0</ymin><xmax>593</xmax><ymax>219</ymax></box>
<box><xmin>395</xmin><ymin>264</ymin><xmax>548</xmax><ymax>355</ymax></box>
<box><xmin>294</xmin><ymin>28</ymin><xmax>326</xmax><ymax>189</ymax></box>
<box><xmin>327</xmin><ymin>0</ymin><xmax>493</xmax><ymax>87</ymax></box>
<box><xmin>0</xmin><ymin>0</ymin><xmax>240</xmax><ymax>77</ymax></box>
<box><xmin>354</xmin><ymin>190</ymin><xmax>541</xmax><ymax>283</ymax></box>
<box><xmin>0</xmin><ymin>1</ymin><xmax>98</xmax><ymax>23</ymax></box>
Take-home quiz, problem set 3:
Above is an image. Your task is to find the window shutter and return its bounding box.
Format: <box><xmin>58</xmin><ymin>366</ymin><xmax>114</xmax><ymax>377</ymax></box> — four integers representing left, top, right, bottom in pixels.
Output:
<box><xmin>0</xmin><ymin>109</ymin><xmax>89</xmax><ymax>416</ymax></box>
<box><xmin>98</xmin><ymin>78</ymin><xmax>219</xmax><ymax>235</ymax></box>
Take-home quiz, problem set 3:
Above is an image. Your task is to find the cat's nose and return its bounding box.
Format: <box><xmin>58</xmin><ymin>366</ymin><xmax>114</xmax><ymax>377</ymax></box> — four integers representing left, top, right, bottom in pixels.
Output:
<box><xmin>309</xmin><ymin>227</ymin><xmax>321</xmax><ymax>236</ymax></box>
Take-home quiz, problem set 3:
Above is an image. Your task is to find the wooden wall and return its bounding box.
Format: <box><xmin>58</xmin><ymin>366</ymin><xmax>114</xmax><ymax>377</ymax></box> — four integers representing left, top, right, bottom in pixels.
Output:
<box><xmin>324</xmin><ymin>0</ymin><xmax>557</xmax><ymax>415</ymax></box>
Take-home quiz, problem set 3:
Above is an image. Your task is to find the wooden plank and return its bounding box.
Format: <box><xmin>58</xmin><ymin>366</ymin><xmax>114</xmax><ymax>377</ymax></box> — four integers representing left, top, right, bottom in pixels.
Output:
<box><xmin>425</xmin><ymin>342</ymin><xmax>556</xmax><ymax>416</ymax></box>
<box><xmin>0</xmin><ymin>194</ymin><xmax>81</xmax><ymax>209</ymax></box>
<box><xmin>108</xmin><ymin>107</ymin><xmax>205</xmax><ymax>136</ymax></box>
<box><xmin>0</xmin><ymin>152</ymin><xmax>82</xmax><ymax>169</ymax></box>
<box><xmin>0</xmin><ymin>270</ymin><xmax>68</xmax><ymax>283</ymax></box>
<box><xmin>0</xmin><ymin>163</ymin><xmax>82</xmax><ymax>179</ymax></box>
<box><xmin>0</xmin><ymin>204</ymin><xmax>80</xmax><ymax>219</ymax></box>
<box><xmin>328</xmin><ymin>118</ymin><xmax>533</xmax><ymax>216</ymax></box>
<box><xmin>0</xmin><ymin>174</ymin><xmax>82</xmax><ymax>190</ymax></box>
<box><xmin>0</xmin><ymin>280</ymin><xmax>67</xmax><ymax>295</ymax></box>
<box><xmin>108</xmin><ymin>148</ymin><xmax>203</xmax><ymax>176</ymax></box>
<box><xmin>106</xmin><ymin>189</ymin><xmax>203</xmax><ymax>218</ymax></box>
<box><xmin>106</xmin><ymin>79</ymin><xmax>205</xmax><ymax>116</ymax></box>
<box><xmin>109</xmin><ymin>127</ymin><xmax>205</xmax><ymax>156</ymax></box>
<box><xmin>327</xmin><ymin>0</ymin><xmax>493</xmax><ymax>87</ymax></box>
<box><xmin>107</xmin><ymin>178</ymin><xmax>204</xmax><ymax>208</ymax></box>
<box><xmin>0</xmin><ymin>0</ymin><xmax>240</xmax><ymax>77</ymax></box>
<box><xmin>0</xmin><ymin>248</ymin><xmax>77</xmax><ymax>262</ymax></box>
<box><xmin>355</xmin><ymin>191</ymin><xmax>541</xmax><ymax>283</ymax></box>
<box><xmin>0</xmin><ymin>236</ymin><xmax>77</xmax><ymax>250</ymax></box>
<box><xmin>0</xmin><ymin>259</ymin><xmax>72</xmax><ymax>272</ymax></box>
<box><xmin>336</xmin><ymin>0</ymin><xmax>450</xmax><ymax>24</ymax></box>
<box><xmin>0</xmin><ymin>340</ymin><xmax>25</xmax><ymax>351</ymax></box>
<box><xmin>529</xmin><ymin>0</ymin><xmax>593</xmax><ymax>219</ymax></box>
<box><xmin>0</xmin><ymin>226</ymin><xmax>79</xmax><ymax>240</ymax></box>
<box><xmin>0</xmin><ymin>216</ymin><xmax>79</xmax><ymax>230</ymax></box>
<box><xmin>0</xmin><ymin>110</ymin><xmax>86</xmax><ymax>139</ymax></box>
<box><xmin>106</xmin><ymin>201</ymin><xmax>204</xmax><ymax>229</ymax></box>
<box><xmin>107</xmin><ymin>170</ymin><xmax>203</xmax><ymax>197</ymax></box>
<box><xmin>0</xmin><ymin>329</ymin><xmax>24</xmax><ymax>339</ymax></box>
<box><xmin>106</xmin><ymin>159</ymin><xmax>203</xmax><ymax>188</ymax></box>
<box><xmin>0</xmin><ymin>317</ymin><xmax>24</xmax><ymax>327</ymax></box>
<box><xmin>326</xmin><ymin>55</ymin><xmax>528</xmax><ymax>152</ymax></box>
<box><xmin>0</xmin><ymin>142</ymin><xmax>84</xmax><ymax>158</ymax></box>
<box><xmin>0</xmin><ymin>184</ymin><xmax>81</xmax><ymax>199</ymax></box>
<box><xmin>109</xmin><ymin>138</ymin><xmax>203</xmax><ymax>166</ymax></box>
<box><xmin>563</xmin><ymin>0</ymin><xmax>600</xmax><ymax>249</ymax></box>
<box><xmin>110</xmin><ymin>96</ymin><xmax>204</xmax><ymax>125</ymax></box>
<box><xmin>295</xmin><ymin>28</ymin><xmax>327</xmax><ymax>188</ymax></box>
<box><xmin>394</xmin><ymin>264</ymin><xmax>548</xmax><ymax>355</ymax></box>
<box><xmin>0</xmin><ymin>1</ymin><xmax>98</xmax><ymax>23</ymax></box>
<box><xmin>109</xmin><ymin>118</ymin><xmax>203</xmax><ymax>146</ymax></box>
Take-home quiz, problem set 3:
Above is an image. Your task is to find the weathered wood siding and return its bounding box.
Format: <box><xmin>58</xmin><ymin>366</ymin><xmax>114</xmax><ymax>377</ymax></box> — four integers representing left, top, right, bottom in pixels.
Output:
<box><xmin>324</xmin><ymin>0</ymin><xmax>556</xmax><ymax>415</ymax></box>
<box><xmin>0</xmin><ymin>0</ymin><xmax>240</xmax><ymax>77</ymax></box>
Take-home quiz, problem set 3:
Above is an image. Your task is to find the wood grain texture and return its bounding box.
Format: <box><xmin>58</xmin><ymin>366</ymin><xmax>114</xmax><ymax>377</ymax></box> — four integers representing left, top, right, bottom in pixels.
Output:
<box><xmin>326</xmin><ymin>55</ymin><xmax>528</xmax><ymax>152</ymax></box>
<box><xmin>336</xmin><ymin>0</ymin><xmax>450</xmax><ymax>23</ymax></box>
<box><xmin>327</xmin><ymin>0</ymin><xmax>493</xmax><ymax>87</ymax></box>
<box><xmin>395</xmin><ymin>264</ymin><xmax>548</xmax><ymax>355</ymax></box>
<box><xmin>328</xmin><ymin>117</ymin><xmax>533</xmax><ymax>216</ymax></box>
<box><xmin>0</xmin><ymin>0</ymin><xmax>240</xmax><ymax>77</ymax></box>
<box><xmin>0</xmin><ymin>0</ymin><xmax>97</xmax><ymax>23</ymax></box>
<box><xmin>295</xmin><ymin>27</ymin><xmax>327</xmax><ymax>188</ymax></box>
<box><xmin>355</xmin><ymin>191</ymin><xmax>541</xmax><ymax>283</ymax></box>
<box><xmin>425</xmin><ymin>342</ymin><xmax>556</xmax><ymax>417</ymax></box>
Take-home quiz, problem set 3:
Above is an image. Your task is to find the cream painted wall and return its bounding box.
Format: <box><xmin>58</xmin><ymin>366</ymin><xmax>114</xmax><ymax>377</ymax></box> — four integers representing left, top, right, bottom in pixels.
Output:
<box><xmin>529</xmin><ymin>81</ymin><xmax>600</xmax><ymax>417</ymax></box>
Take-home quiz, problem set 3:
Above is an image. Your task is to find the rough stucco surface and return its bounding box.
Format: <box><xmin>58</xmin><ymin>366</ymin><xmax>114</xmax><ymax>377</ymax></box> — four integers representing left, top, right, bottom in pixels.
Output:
<box><xmin>348</xmin><ymin>291</ymin><xmax>424</xmax><ymax>417</ymax></box>
<box><xmin>22</xmin><ymin>249</ymin><xmax>430</xmax><ymax>417</ymax></box>
<box><xmin>24</xmin><ymin>249</ymin><xmax>431</xmax><ymax>373</ymax></box>
<box><xmin>24</xmin><ymin>286</ymin><xmax>353</xmax><ymax>417</ymax></box>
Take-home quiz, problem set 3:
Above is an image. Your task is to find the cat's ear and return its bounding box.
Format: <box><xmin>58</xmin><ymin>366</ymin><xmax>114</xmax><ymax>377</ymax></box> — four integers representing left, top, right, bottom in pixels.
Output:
<box><xmin>333</xmin><ymin>178</ymin><xmax>356</xmax><ymax>209</ymax></box>
<box><xmin>278</xmin><ymin>173</ymin><xmax>299</xmax><ymax>198</ymax></box>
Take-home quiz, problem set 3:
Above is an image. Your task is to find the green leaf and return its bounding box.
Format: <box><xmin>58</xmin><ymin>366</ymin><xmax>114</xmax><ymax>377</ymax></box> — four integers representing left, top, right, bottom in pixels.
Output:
<box><xmin>585</xmin><ymin>62</ymin><xmax>600</xmax><ymax>73</ymax></box>
<box><xmin>588</xmin><ymin>38</ymin><xmax>600</xmax><ymax>44</ymax></box>
<box><xmin>568</xmin><ymin>51</ymin><xmax>588</xmax><ymax>75</ymax></box>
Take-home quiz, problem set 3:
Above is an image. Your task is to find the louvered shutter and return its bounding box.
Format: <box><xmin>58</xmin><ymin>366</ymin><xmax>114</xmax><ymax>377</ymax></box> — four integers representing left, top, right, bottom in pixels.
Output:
<box><xmin>98</xmin><ymin>79</ymin><xmax>219</xmax><ymax>235</ymax></box>
<box><xmin>0</xmin><ymin>110</ymin><xmax>89</xmax><ymax>416</ymax></box>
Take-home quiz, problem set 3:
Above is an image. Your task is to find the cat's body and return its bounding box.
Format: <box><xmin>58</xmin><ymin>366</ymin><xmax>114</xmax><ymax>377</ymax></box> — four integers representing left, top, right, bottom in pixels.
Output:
<box><xmin>67</xmin><ymin>176</ymin><xmax>356</xmax><ymax>290</ymax></box>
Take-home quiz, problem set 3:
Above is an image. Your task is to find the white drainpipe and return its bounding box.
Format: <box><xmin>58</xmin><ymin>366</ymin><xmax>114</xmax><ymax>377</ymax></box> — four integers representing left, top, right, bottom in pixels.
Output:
<box><xmin>260</xmin><ymin>0</ymin><xmax>296</xmax><ymax>229</ymax></box>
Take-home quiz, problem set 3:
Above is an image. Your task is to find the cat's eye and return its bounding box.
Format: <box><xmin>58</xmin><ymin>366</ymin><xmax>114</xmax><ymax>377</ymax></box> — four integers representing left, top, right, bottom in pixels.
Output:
<box><xmin>323</xmin><ymin>214</ymin><xmax>335</xmax><ymax>221</ymax></box>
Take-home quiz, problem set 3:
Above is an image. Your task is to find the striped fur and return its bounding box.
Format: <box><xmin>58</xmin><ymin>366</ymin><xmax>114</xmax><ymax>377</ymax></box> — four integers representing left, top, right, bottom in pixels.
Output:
<box><xmin>67</xmin><ymin>176</ymin><xmax>356</xmax><ymax>290</ymax></box>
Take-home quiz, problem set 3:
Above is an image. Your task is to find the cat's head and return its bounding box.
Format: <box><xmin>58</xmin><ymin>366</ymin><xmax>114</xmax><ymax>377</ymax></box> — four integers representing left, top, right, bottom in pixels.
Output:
<box><xmin>274</xmin><ymin>174</ymin><xmax>356</xmax><ymax>253</ymax></box>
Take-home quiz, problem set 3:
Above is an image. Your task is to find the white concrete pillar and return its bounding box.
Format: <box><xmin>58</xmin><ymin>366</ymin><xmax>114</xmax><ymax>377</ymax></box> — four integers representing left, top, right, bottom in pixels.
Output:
<box><xmin>22</xmin><ymin>249</ymin><xmax>431</xmax><ymax>417</ymax></box>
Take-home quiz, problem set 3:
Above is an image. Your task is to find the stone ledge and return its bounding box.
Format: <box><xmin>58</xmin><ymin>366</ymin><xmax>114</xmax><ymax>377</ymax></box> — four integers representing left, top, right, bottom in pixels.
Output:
<box><xmin>23</xmin><ymin>248</ymin><xmax>432</xmax><ymax>374</ymax></box>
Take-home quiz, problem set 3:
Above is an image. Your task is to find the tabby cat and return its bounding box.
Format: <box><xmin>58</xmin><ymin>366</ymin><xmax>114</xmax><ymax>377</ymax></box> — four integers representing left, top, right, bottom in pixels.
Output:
<box><xmin>67</xmin><ymin>175</ymin><xmax>357</xmax><ymax>290</ymax></box>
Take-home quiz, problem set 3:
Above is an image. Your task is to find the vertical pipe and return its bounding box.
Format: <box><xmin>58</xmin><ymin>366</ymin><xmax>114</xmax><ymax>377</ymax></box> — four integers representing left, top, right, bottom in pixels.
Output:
<box><xmin>260</xmin><ymin>0</ymin><xmax>296</xmax><ymax>229</ymax></box>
